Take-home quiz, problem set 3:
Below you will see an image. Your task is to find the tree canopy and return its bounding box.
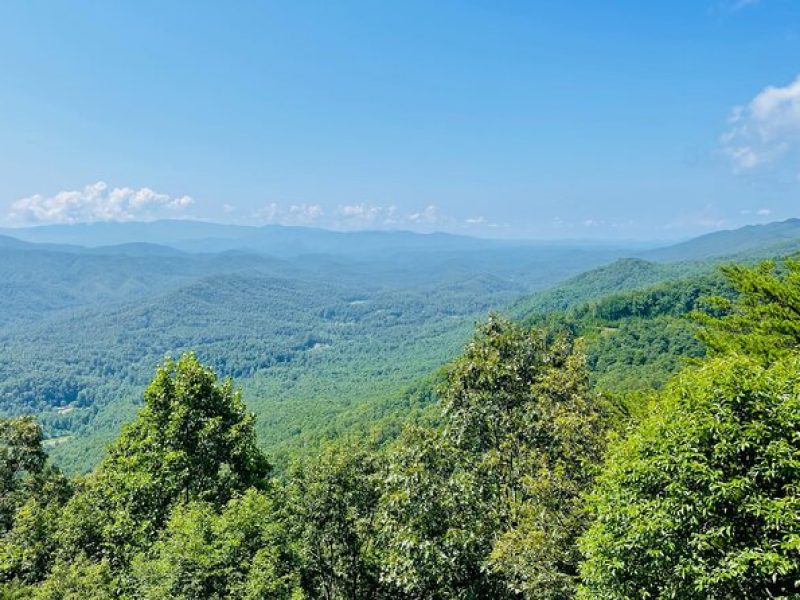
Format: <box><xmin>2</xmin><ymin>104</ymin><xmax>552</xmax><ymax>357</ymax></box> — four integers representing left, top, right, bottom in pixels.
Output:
<box><xmin>4</xmin><ymin>255</ymin><xmax>800</xmax><ymax>598</ymax></box>
<box><xmin>579</xmin><ymin>354</ymin><xmax>800</xmax><ymax>598</ymax></box>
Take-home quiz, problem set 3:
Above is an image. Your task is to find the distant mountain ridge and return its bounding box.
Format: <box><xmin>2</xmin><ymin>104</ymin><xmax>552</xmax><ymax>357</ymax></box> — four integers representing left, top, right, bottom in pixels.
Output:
<box><xmin>0</xmin><ymin>220</ymin><xmax>502</xmax><ymax>257</ymax></box>
<box><xmin>4</xmin><ymin>217</ymin><xmax>800</xmax><ymax>262</ymax></box>
<box><xmin>639</xmin><ymin>218</ymin><xmax>800</xmax><ymax>263</ymax></box>
<box><xmin>0</xmin><ymin>219</ymin><xmax>639</xmax><ymax>257</ymax></box>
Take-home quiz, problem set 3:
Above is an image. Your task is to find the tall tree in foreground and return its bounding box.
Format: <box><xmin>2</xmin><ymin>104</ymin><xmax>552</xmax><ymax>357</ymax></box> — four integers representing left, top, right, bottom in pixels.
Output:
<box><xmin>0</xmin><ymin>418</ymin><xmax>71</xmax><ymax>587</ymax></box>
<box><xmin>379</xmin><ymin>316</ymin><xmax>614</xmax><ymax>599</ymax></box>
<box><xmin>55</xmin><ymin>353</ymin><xmax>271</xmax><ymax>570</ymax></box>
<box><xmin>579</xmin><ymin>354</ymin><xmax>800</xmax><ymax>598</ymax></box>
<box><xmin>0</xmin><ymin>417</ymin><xmax>48</xmax><ymax>533</ymax></box>
<box><xmin>288</xmin><ymin>438</ymin><xmax>383</xmax><ymax>600</ymax></box>
<box><xmin>445</xmin><ymin>318</ymin><xmax>612</xmax><ymax>599</ymax></box>
<box><xmin>378</xmin><ymin>425</ymin><xmax>502</xmax><ymax>599</ymax></box>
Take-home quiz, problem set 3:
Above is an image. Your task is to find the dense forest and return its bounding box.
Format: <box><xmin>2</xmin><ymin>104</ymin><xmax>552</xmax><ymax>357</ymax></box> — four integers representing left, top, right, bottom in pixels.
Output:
<box><xmin>2</xmin><ymin>221</ymin><xmax>794</xmax><ymax>475</ymax></box>
<box><xmin>0</xmin><ymin>228</ymin><xmax>637</xmax><ymax>474</ymax></box>
<box><xmin>3</xmin><ymin>252</ymin><xmax>800</xmax><ymax>598</ymax></box>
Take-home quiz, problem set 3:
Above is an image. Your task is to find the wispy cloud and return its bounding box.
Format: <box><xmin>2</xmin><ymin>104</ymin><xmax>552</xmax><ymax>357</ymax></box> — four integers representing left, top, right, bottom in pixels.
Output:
<box><xmin>336</xmin><ymin>203</ymin><xmax>397</xmax><ymax>227</ymax></box>
<box><xmin>8</xmin><ymin>181</ymin><xmax>193</xmax><ymax>225</ymax></box>
<box><xmin>722</xmin><ymin>75</ymin><xmax>800</xmax><ymax>172</ymax></box>
<box><xmin>407</xmin><ymin>205</ymin><xmax>445</xmax><ymax>226</ymax></box>
<box><xmin>251</xmin><ymin>203</ymin><xmax>325</xmax><ymax>226</ymax></box>
<box><xmin>251</xmin><ymin>202</ymin><xmax>454</xmax><ymax>231</ymax></box>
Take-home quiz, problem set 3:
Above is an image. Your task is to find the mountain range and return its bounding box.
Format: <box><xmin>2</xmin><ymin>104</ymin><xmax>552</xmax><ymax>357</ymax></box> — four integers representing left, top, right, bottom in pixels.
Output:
<box><xmin>2</xmin><ymin>217</ymin><xmax>800</xmax><ymax>471</ymax></box>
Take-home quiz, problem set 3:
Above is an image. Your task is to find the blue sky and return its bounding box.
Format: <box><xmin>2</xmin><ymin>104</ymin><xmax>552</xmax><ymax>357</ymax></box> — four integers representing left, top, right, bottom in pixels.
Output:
<box><xmin>1</xmin><ymin>0</ymin><xmax>799</xmax><ymax>239</ymax></box>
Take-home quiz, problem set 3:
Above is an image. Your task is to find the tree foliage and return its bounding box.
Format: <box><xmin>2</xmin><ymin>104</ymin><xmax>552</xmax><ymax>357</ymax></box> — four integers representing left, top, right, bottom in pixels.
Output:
<box><xmin>0</xmin><ymin>418</ymin><xmax>71</xmax><ymax>586</ymax></box>
<box><xmin>696</xmin><ymin>258</ymin><xmax>800</xmax><ymax>360</ymax></box>
<box><xmin>131</xmin><ymin>489</ymin><xmax>301</xmax><ymax>599</ymax></box>
<box><xmin>6</xmin><ymin>252</ymin><xmax>800</xmax><ymax>599</ymax></box>
<box><xmin>288</xmin><ymin>438</ymin><xmax>383</xmax><ymax>600</ymax></box>
<box><xmin>55</xmin><ymin>353</ymin><xmax>271</xmax><ymax>570</ymax></box>
<box><xmin>0</xmin><ymin>417</ymin><xmax>47</xmax><ymax>532</ymax></box>
<box><xmin>579</xmin><ymin>354</ymin><xmax>800</xmax><ymax>598</ymax></box>
<box><xmin>379</xmin><ymin>316</ymin><xmax>614</xmax><ymax>599</ymax></box>
<box><xmin>377</xmin><ymin>426</ymin><xmax>500</xmax><ymax>599</ymax></box>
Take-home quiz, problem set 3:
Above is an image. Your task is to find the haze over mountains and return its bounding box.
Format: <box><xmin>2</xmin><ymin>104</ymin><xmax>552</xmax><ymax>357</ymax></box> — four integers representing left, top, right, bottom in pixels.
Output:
<box><xmin>639</xmin><ymin>218</ymin><xmax>800</xmax><ymax>263</ymax></box>
<box><xmin>2</xmin><ymin>217</ymin><xmax>800</xmax><ymax>471</ymax></box>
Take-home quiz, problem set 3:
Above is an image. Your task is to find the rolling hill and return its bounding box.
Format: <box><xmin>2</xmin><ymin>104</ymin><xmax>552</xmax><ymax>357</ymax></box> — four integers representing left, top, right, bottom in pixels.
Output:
<box><xmin>3</xmin><ymin>218</ymin><xmax>800</xmax><ymax>472</ymax></box>
<box><xmin>0</xmin><ymin>226</ymin><xmax>640</xmax><ymax>471</ymax></box>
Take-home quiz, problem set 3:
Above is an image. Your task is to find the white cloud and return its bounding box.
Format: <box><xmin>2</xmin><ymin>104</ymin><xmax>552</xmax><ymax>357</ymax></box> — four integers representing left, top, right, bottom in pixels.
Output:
<box><xmin>287</xmin><ymin>203</ymin><xmax>324</xmax><ymax>225</ymax></box>
<box><xmin>335</xmin><ymin>203</ymin><xmax>392</xmax><ymax>226</ymax></box>
<box><xmin>408</xmin><ymin>205</ymin><xmax>443</xmax><ymax>225</ymax></box>
<box><xmin>722</xmin><ymin>75</ymin><xmax>800</xmax><ymax>171</ymax></box>
<box><xmin>8</xmin><ymin>181</ymin><xmax>194</xmax><ymax>225</ymax></box>
<box><xmin>251</xmin><ymin>202</ymin><xmax>454</xmax><ymax>231</ymax></box>
<box><xmin>757</xmin><ymin>207</ymin><xmax>772</xmax><ymax>216</ymax></box>
<box><xmin>252</xmin><ymin>202</ymin><xmax>325</xmax><ymax>226</ymax></box>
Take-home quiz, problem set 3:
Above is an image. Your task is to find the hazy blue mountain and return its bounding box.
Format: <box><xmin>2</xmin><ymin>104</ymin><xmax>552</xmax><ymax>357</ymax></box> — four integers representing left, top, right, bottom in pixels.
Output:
<box><xmin>87</xmin><ymin>242</ymin><xmax>189</xmax><ymax>257</ymax></box>
<box><xmin>639</xmin><ymin>218</ymin><xmax>800</xmax><ymax>262</ymax></box>
<box><xmin>7</xmin><ymin>217</ymin><xmax>800</xmax><ymax>263</ymax></box>
<box><xmin>0</xmin><ymin>220</ymin><xmax>494</xmax><ymax>256</ymax></box>
<box><xmin>0</xmin><ymin>219</ymin><xmax>637</xmax><ymax>258</ymax></box>
<box><xmin>0</xmin><ymin>220</ymin><xmax>253</xmax><ymax>247</ymax></box>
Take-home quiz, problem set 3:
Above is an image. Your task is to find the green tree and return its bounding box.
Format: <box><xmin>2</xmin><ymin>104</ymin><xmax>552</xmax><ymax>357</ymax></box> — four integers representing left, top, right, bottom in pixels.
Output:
<box><xmin>579</xmin><ymin>354</ymin><xmax>800</xmax><ymax>598</ymax></box>
<box><xmin>55</xmin><ymin>353</ymin><xmax>271</xmax><ymax>569</ymax></box>
<box><xmin>0</xmin><ymin>418</ymin><xmax>48</xmax><ymax>533</ymax></box>
<box><xmin>377</xmin><ymin>426</ymin><xmax>504</xmax><ymax>599</ymax></box>
<box><xmin>379</xmin><ymin>316</ymin><xmax>613</xmax><ymax>599</ymax></box>
<box><xmin>696</xmin><ymin>258</ymin><xmax>800</xmax><ymax>360</ymax></box>
<box><xmin>31</xmin><ymin>555</ymin><xmax>116</xmax><ymax>600</ymax></box>
<box><xmin>441</xmin><ymin>316</ymin><xmax>612</xmax><ymax>598</ymax></box>
<box><xmin>288</xmin><ymin>438</ymin><xmax>382</xmax><ymax>600</ymax></box>
<box><xmin>131</xmin><ymin>488</ymin><xmax>301</xmax><ymax>599</ymax></box>
<box><xmin>0</xmin><ymin>418</ymin><xmax>71</xmax><ymax>586</ymax></box>
<box><xmin>0</xmin><ymin>474</ymin><xmax>72</xmax><ymax>585</ymax></box>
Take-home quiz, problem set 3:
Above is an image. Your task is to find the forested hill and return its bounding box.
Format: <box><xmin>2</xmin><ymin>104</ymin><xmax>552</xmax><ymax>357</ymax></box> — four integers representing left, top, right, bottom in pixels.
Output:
<box><xmin>3</xmin><ymin>219</ymin><xmax>800</xmax><ymax>475</ymax></box>
<box><xmin>510</xmin><ymin>257</ymin><xmax>680</xmax><ymax>318</ymax></box>
<box><xmin>511</xmin><ymin>219</ymin><xmax>800</xmax><ymax>321</ymax></box>
<box><xmin>0</xmin><ymin>228</ymin><xmax>633</xmax><ymax>472</ymax></box>
<box><xmin>4</xmin><ymin>252</ymin><xmax>800</xmax><ymax>598</ymax></box>
<box><xmin>532</xmin><ymin>269</ymin><xmax>731</xmax><ymax>393</ymax></box>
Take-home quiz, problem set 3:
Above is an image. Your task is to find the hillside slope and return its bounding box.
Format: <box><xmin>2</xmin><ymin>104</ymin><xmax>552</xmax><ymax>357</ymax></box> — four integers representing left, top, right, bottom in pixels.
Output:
<box><xmin>640</xmin><ymin>218</ymin><xmax>800</xmax><ymax>262</ymax></box>
<box><xmin>5</xmin><ymin>217</ymin><xmax>800</xmax><ymax>472</ymax></box>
